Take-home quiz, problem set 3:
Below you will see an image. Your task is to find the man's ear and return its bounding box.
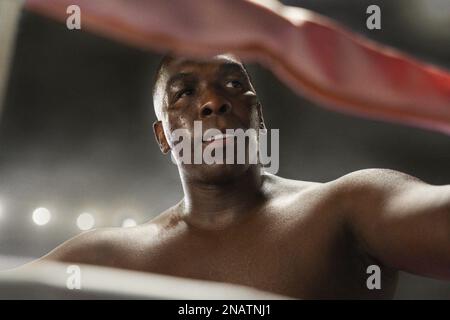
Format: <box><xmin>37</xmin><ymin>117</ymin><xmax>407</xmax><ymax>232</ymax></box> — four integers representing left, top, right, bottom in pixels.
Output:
<box><xmin>257</xmin><ymin>102</ymin><xmax>266</xmax><ymax>130</ymax></box>
<box><xmin>153</xmin><ymin>121</ymin><xmax>171</xmax><ymax>154</ymax></box>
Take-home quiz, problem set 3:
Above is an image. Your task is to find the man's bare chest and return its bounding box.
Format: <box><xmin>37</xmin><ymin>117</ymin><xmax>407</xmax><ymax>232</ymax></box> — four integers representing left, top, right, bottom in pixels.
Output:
<box><xmin>137</xmin><ymin>216</ymin><xmax>345</xmax><ymax>298</ymax></box>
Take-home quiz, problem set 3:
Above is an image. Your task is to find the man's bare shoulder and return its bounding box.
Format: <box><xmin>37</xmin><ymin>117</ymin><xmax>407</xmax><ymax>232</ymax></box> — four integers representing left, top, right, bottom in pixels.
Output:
<box><xmin>35</xmin><ymin>207</ymin><xmax>179</xmax><ymax>268</ymax></box>
<box><xmin>265</xmin><ymin>168</ymin><xmax>420</xmax><ymax>217</ymax></box>
<box><xmin>274</xmin><ymin>168</ymin><xmax>416</xmax><ymax>190</ymax></box>
<box><xmin>310</xmin><ymin>168</ymin><xmax>426</xmax><ymax>224</ymax></box>
<box><xmin>326</xmin><ymin>168</ymin><xmax>423</xmax><ymax>198</ymax></box>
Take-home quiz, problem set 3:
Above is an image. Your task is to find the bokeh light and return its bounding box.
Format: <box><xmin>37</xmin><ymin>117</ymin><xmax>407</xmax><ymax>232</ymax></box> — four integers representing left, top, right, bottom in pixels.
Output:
<box><xmin>32</xmin><ymin>207</ymin><xmax>51</xmax><ymax>226</ymax></box>
<box><xmin>77</xmin><ymin>212</ymin><xmax>95</xmax><ymax>231</ymax></box>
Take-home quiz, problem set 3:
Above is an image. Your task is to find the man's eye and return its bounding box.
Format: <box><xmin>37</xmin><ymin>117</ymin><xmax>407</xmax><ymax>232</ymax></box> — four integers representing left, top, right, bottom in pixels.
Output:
<box><xmin>226</xmin><ymin>80</ymin><xmax>242</xmax><ymax>89</ymax></box>
<box><xmin>178</xmin><ymin>89</ymin><xmax>194</xmax><ymax>99</ymax></box>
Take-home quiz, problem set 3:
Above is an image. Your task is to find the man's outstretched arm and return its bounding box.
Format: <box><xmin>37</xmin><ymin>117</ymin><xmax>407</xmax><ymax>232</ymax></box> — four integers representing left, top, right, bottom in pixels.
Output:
<box><xmin>334</xmin><ymin>169</ymin><xmax>450</xmax><ymax>279</ymax></box>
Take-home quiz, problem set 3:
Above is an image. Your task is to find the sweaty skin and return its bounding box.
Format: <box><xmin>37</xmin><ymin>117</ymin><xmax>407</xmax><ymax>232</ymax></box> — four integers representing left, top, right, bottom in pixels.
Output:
<box><xmin>31</xmin><ymin>54</ymin><xmax>450</xmax><ymax>299</ymax></box>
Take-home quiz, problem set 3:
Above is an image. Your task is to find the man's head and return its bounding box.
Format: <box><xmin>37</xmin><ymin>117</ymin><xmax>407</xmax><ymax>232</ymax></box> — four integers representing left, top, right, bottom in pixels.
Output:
<box><xmin>152</xmin><ymin>53</ymin><xmax>265</xmax><ymax>183</ymax></box>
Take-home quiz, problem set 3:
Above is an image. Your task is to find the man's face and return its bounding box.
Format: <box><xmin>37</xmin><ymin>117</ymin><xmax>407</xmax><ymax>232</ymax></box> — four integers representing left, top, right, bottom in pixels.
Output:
<box><xmin>153</xmin><ymin>54</ymin><xmax>263</xmax><ymax>183</ymax></box>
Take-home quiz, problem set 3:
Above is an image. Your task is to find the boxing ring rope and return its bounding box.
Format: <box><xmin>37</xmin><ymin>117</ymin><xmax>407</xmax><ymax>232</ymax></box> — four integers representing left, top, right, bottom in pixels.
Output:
<box><xmin>24</xmin><ymin>0</ymin><xmax>450</xmax><ymax>135</ymax></box>
<box><xmin>0</xmin><ymin>261</ymin><xmax>289</xmax><ymax>299</ymax></box>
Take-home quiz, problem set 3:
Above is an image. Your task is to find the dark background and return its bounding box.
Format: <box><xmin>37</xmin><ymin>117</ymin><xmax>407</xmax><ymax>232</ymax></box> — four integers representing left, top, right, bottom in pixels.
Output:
<box><xmin>0</xmin><ymin>0</ymin><xmax>449</xmax><ymax>298</ymax></box>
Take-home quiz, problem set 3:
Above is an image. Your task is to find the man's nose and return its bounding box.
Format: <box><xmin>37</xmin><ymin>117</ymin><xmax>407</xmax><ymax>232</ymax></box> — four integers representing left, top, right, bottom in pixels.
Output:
<box><xmin>199</xmin><ymin>92</ymin><xmax>232</xmax><ymax>118</ymax></box>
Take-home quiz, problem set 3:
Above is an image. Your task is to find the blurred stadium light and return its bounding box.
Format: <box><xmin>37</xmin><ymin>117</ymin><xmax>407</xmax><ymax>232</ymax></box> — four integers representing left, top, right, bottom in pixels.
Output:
<box><xmin>32</xmin><ymin>207</ymin><xmax>51</xmax><ymax>226</ymax></box>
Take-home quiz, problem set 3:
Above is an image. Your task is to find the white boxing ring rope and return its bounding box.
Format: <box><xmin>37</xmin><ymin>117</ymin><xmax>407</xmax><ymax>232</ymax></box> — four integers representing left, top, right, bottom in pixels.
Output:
<box><xmin>0</xmin><ymin>260</ymin><xmax>290</xmax><ymax>299</ymax></box>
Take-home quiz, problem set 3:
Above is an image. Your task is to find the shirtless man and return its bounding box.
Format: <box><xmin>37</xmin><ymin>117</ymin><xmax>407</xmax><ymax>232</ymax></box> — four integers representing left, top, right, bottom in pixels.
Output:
<box><xmin>33</xmin><ymin>54</ymin><xmax>450</xmax><ymax>299</ymax></box>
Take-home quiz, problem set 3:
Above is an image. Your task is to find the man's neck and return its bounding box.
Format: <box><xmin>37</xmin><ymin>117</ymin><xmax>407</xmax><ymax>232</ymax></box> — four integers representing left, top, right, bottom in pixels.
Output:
<box><xmin>179</xmin><ymin>166</ymin><xmax>266</xmax><ymax>230</ymax></box>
